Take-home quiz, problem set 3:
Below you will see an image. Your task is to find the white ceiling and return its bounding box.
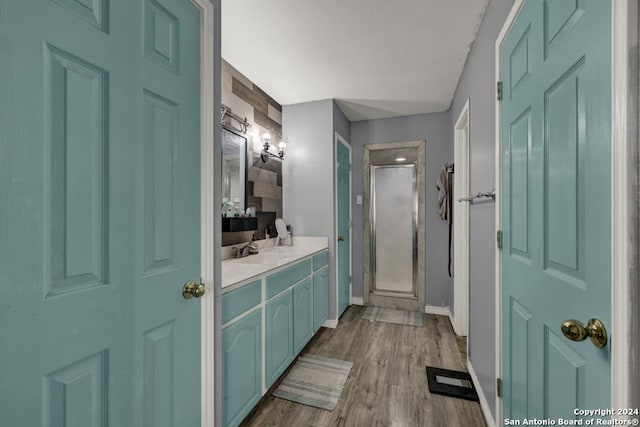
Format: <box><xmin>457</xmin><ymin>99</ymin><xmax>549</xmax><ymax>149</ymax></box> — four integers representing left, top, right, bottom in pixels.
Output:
<box><xmin>221</xmin><ymin>0</ymin><xmax>489</xmax><ymax>121</ymax></box>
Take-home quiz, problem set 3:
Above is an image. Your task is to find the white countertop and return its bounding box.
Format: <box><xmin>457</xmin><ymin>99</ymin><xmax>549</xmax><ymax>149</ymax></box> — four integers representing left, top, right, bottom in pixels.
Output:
<box><xmin>221</xmin><ymin>236</ymin><xmax>329</xmax><ymax>289</ymax></box>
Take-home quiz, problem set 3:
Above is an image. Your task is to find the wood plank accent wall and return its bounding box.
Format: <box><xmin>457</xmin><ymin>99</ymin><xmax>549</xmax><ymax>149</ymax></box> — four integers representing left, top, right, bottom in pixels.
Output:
<box><xmin>222</xmin><ymin>59</ymin><xmax>283</xmax><ymax>239</ymax></box>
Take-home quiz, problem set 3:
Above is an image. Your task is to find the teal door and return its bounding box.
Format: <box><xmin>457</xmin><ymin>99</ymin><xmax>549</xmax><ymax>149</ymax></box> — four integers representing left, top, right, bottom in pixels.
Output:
<box><xmin>501</xmin><ymin>0</ymin><xmax>611</xmax><ymax>421</ymax></box>
<box><xmin>336</xmin><ymin>138</ymin><xmax>351</xmax><ymax>316</ymax></box>
<box><xmin>0</xmin><ymin>1</ymin><xmax>202</xmax><ymax>426</ymax></box>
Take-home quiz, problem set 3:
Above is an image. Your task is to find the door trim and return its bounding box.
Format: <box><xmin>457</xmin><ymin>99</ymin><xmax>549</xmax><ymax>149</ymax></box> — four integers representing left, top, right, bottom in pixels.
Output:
<box><xmin>453</xmin><ymin>98</ymin><xmax>470</xmax><ymax>337</ymax></box>
<box><xmin>192</xmin><ymin>1</ymin><xmax>216</xmax><ymax>426</ymax></box>
<box><xmin>334</xmin><ymin>132</ymin><xmax>352</xmax><ymax>320</ymax></box>
<box><xmin>493</xmin><ymin>1</ymin><xmax>636</xmax><ymax>425</ymax></box>
<box><xmin>610</xmin><ymin>0</ymin><xmax>638</xmax><ymax>411</ymax></box>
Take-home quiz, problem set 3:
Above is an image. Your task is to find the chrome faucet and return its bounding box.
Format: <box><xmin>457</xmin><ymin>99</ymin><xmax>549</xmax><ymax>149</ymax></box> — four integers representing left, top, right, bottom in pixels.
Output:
<box><xmin>233</xmin><ymin>242</ymin><xmax>257</xmax><ymax>258</ymax></box>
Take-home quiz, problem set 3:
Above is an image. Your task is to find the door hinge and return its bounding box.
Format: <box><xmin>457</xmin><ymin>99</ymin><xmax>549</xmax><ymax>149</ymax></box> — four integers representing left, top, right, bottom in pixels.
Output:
<box><xmin>496</xmin><ymin>230</ymin><xmax>503</xmax><ymax>250</ymax></box>
<box><xmin>497</xmin><ymin>81</ymin><xmax>503</xmax><ymax>101</ymax></box>
<box><xmin>497</xmin><ymin>378</ymin><xmax>503</xmax><ymax>398</ymax></box>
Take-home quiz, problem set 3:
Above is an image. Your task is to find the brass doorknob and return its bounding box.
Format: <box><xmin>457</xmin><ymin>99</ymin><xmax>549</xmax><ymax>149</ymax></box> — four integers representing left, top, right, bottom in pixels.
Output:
<box><xmin>338</xmin><ymin>236</ymin><xmax>345</xmax><ymax>242</ymax></box>
<box><xmin>182</xmin><ymin>281</ymin><xmax>206</xmax><ymax>299</ymax></box>
<box><xmin>561</xmin><ymin>318</ymin><xmax>607</xmax><ymax>348</ymax></box>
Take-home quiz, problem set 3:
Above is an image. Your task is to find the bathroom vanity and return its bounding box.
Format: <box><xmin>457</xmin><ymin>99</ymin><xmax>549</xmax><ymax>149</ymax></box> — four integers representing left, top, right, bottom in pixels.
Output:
<box><xmin>221</xmin><ymin>237</ymin><xmax>329</xmax><ymax>427</ymax></box>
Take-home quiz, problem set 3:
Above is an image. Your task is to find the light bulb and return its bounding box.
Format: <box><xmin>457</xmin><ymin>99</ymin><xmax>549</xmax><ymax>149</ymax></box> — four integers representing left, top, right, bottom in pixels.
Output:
<box><xmin>260</xmin><ymin>128</ymin><xmax>272</xmax><ymax>146</ymax></box>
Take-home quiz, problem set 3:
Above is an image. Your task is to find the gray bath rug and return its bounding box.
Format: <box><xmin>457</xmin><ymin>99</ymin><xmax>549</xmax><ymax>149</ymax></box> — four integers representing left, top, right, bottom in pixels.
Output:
<box><xmin>361</xmin><ymin>306</ymin><xmax>424</xmax><ymax>327</ymax></box>
<box><xmin>273</xmin><ymin>354</ymin><xmax>353</xmax><ymax>411</ymax></box>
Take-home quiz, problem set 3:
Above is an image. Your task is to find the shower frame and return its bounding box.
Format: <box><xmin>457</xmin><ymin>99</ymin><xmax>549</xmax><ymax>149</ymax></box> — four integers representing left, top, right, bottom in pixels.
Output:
<box><xmin>363</xmin><ymin>140</ymin><xmax>426</xmax><ymax>312</ymax></box>
<box><xmin>370</xmin><ymin>164</ymin><xmax>419</xmax><ymax>298</ymax></box>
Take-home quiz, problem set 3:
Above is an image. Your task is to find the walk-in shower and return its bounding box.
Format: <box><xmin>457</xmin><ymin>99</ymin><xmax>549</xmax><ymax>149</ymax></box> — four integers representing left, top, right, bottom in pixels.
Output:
<box><xmin>363</xmin><ymin>141</ymin><xmax>426</xmax><ymax>312</ymax></box>
<box><xmin>370</xmin><ymin>164</ymin><xmax>418</xmax><ymax>297</ymax></box>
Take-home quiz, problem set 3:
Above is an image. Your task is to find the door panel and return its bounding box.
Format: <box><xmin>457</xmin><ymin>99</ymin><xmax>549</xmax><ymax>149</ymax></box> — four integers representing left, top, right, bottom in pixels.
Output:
<box><xmin>501</xmin><ymin>0</ymin><xmax>610</xmax><ymax>420</ymax></box>
<box><xmin>336</xmin><ymin>140</ymin><xmax>350</xmax><ymax>316</ymax></box>
<box><xmin>0</xmin><ymin>1</ymin><xmax>201</xmax><ymax>425</ymax></box>
<box><xmin>45</xmin><ymin>45</ymin><xmax>108</xmax><ymax>297</ymax></box>
<box><xmin>135</xmin><ymin>1</ymin><xmax>201</xmax><ymax>425</ymax></box>
<box><xmin>142</xmin><ymin>89</ymin><xmax>179</xmax><ymax>275</ymax></box>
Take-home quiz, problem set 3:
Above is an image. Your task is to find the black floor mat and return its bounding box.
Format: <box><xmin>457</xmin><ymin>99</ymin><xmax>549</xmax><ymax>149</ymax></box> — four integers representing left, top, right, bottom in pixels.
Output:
<box><xmin>426</xmin><ymin>366</ymin><xmax>479</xmax><ymax>402</ymax></box>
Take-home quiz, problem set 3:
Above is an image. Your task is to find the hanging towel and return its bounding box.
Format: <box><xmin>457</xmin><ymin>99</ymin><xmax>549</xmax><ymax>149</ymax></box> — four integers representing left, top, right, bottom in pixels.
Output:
<box><xmin>436</xmin><ymin>166</ymin><xmax>450</xmax><ymax>221</ymax></box>
<box><xmin>436</xmin><ymin>164</ymin><xmax>454</xmax><ymax>277</ymax></box>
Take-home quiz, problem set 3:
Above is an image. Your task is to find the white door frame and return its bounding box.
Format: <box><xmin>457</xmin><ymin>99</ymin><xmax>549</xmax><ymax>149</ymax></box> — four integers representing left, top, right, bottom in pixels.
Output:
<box><xmin>494</xmin><ymin>1</ymin><xmax>636</xmax><ymax>424</ymax></box>
<box><xmin>193</xmin><ymin>1</ymin><xmax>216</xmax><ymax>426</ymax></box>
<box><xmin>334</xmin><ymin>132</ymin><xmax>353</xmax><ymax>319</ymax></box>
<box><xmin>453</xmin><ymin>99</ymin><xmax>470</xmax><ymax>337</ymax></box>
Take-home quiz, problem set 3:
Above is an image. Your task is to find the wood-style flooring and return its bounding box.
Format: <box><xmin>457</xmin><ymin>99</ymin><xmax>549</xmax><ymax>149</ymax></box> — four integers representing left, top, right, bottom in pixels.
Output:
<box><xmin>241</xmin><ymin>305</ymin><xmax>487</xmax><ymax>427</ymax></box>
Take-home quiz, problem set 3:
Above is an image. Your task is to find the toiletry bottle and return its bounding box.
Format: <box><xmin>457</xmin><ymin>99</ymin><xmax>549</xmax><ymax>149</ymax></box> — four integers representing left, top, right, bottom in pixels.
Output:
<box><xmin>265</xmin><ymin>225</ymin><xmax>271</xmax><ymax>240</ymax></box>
<box><xmin>222</xmin><ymin>198</ymin><xmax>229</xmax><ymax>217</ymax></box>
<box><xmin>233</xmin><ymin>198</ymin><xmax>241</xmax><ymax>217</ymax></box>
<box><xmin>286</xmin><ymin>225</ymin><xmax>293</xmax><ymax>246</ymax></box>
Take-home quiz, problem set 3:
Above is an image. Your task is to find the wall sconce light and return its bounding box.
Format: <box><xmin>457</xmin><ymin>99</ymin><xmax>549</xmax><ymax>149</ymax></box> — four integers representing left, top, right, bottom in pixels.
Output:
<box><xmin>260</xmin><ymin>128</ymin><xmax>288</xmax><ymax>162</ymax></box>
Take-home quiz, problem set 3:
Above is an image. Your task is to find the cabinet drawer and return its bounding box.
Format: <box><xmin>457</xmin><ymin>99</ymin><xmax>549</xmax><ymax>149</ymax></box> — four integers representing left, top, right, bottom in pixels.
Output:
<box><xmin>266</xmin><ymin>259</ymin><xmax>311</xmax><ymax>299</ymax></box>
<box><xmin>312</xmin><ymin>251</ymin><xmax>328</xmax><ymax>271</ymax></box>
<box><xmin>222</xmin><ymin>280</ymin><xmax>261</xmax><ymax>324</ymax></box>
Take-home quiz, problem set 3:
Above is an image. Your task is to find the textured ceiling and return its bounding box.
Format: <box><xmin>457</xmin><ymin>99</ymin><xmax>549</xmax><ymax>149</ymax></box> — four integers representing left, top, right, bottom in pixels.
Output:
<box><xmin>222</xmin><ymin>0</ymin><xmax>489</xmax><ymax>121</ymax></box>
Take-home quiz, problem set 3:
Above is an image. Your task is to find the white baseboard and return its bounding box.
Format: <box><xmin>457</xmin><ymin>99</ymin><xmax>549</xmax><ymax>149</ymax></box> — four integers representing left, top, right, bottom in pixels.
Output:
<box><xmin>322</xmin><ymin>319</ymin><xmax>338</xmax><ymax>329</ymax></box>
<box><xmin>424</xmin><ymin>305</ymin><xmax>451</xmax><ymax>317</ymax></box>
<box><xmin>467</xmin><ymin>359</ymin><xmax>496</xmax><ymax>427</ymax></box>
<box><xmin>350</xmin><ymin>296</ymin><xmax>364</xmax><ymax>306</ymax></box>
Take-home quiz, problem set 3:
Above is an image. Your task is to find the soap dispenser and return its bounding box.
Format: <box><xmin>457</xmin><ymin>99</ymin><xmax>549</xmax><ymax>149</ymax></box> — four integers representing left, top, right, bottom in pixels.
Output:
<box><xmin>286</xmin><ymin>225</ymin><xmax>293</xmax><ymax>246</ymax></box>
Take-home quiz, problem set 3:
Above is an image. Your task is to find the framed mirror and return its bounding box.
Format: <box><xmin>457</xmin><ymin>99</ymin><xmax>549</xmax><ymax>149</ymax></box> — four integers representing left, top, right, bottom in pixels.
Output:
<box><xmin>222</xmin><ymin>126</ymin><xmax>248</xmax><ymax>212</ymax></box>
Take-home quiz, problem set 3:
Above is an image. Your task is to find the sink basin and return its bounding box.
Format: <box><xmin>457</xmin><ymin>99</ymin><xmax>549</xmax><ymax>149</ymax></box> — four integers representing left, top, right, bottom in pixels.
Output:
<box><xmin>235</xmin><ymin>253</ymin><xmax>292</xmax><ymax>265</ymax></box>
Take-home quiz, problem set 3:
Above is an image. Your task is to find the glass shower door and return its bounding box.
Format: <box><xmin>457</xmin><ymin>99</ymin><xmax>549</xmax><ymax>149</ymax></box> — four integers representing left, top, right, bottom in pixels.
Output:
<box><xmin>371</xmin><ymin>165</ymin><xmax>417</xmax><ymax>296</ymax></box>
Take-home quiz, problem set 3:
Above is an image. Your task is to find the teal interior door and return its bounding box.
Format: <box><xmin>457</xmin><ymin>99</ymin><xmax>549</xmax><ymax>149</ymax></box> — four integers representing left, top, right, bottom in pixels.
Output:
<box><xmin>0</xmin><ymin>1</ymin><xmax>202</xmax><ymax>426</ymax></box>
<box><xmin>501</xmin><ymin>0</ymin><xmax>611</xmax><ymax>421</ymax></box>
<box><xmin>336</xmin><ymin>138</ymin><xmax>351</xmax><ymax>317</ymax></box>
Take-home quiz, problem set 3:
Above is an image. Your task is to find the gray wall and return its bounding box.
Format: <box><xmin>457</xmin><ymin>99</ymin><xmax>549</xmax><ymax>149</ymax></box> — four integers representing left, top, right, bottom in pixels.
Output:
<box><xmin>449</xmin><ymin>0</ymin><xmax>514</xmax><ymax>418</ymax></box>
<box><xmin>282</xmin><ymin>100</ymin><xmax>341</xmax><ymax>320</ymax></box>
<box><xmin>333</xmin><ymin>101</ymin><xmax>351</xmax><ymax>143</ymax></box>
<box><xmin>350</xmin><ymin>112</ymin><xmax>453</xmax><ymax>307</ymax></box>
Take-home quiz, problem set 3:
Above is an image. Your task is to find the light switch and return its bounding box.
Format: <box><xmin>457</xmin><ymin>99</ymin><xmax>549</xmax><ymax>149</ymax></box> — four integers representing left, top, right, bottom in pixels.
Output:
<box><xmin>356</xmin><ymin>195</ymin><xmax>363</xmax><ymax>205</ymax></box>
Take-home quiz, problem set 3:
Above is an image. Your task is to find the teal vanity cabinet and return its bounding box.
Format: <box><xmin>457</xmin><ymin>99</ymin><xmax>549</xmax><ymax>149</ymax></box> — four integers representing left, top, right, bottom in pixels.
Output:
<box><xmin>222</xmin><ymin>246</ymin><xmax>329</xmax><ymax>426</ymax></box>
<box><xmin>293</xmin><ymin>278</ymin><xmax>313</xmax><ymax>354</ymax></box>
<box><xmin>312</xmin><ymin>251</ymin><xmax>329</xmax><ymax>332</ymax></box>
<box><xmin>265</xmin><ymin>289</ymin><xmax>294</xmax><ymax>388</ymax></box>
<box><xmin>264</xmin><ymin>258</ymin><xmax>312</xmax><ymax>387</ymax></box>
<box><xmin>222</xmin><ymin>281</ymin><xmax>262</xmax><ymax>427</ymax></box>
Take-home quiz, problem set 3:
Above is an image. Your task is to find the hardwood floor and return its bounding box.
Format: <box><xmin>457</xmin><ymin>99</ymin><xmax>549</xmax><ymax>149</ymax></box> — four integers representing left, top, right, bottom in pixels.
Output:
<box><xmin>241</xmin><ymin>305</ymin><xmax>487</xmax><ymax>427</ymax></box>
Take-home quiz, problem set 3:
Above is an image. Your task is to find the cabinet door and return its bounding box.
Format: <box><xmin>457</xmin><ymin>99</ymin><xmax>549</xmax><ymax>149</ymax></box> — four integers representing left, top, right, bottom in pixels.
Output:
<box><xmin>293</xmin><ymin>278</ymin><xmax>313</xmax><ymax>354</ymax></box>
<box><xmin>313</xmin><ymin>268</ymin><xmax>329</xmax><ymax>332</ymax></box>
<box><xmin>265</xmin><ymin>290</ymin><xmax>294</xmax><ymax>388</ymax></box>
<box><xmin>222</xmin><ymin>310</ymin><xmax>262</xmax><ymax>427</ymax></box>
